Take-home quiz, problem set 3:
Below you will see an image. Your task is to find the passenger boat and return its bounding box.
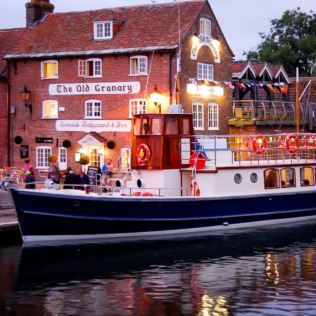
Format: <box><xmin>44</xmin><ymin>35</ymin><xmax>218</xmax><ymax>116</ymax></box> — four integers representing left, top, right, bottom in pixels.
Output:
<box><xmin>10</xmin><ymin>113</ymin><xmax>316</xmax><ymax>245</ymax></box>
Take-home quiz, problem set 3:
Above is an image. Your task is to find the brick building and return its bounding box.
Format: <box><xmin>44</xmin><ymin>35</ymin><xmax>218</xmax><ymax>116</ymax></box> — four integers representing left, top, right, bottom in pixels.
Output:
<box><xmin>0</xmin><ymin>0</ymin><xmax>233</xmax><ymax>171</ymax></box>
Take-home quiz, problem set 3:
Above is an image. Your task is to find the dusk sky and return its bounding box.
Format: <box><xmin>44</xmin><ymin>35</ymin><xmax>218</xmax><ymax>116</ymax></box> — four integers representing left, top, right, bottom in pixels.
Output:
<box><xmin>0</xmin><ymin>0</ymin><xmax>314</xmax><ymax>59</ymax></box>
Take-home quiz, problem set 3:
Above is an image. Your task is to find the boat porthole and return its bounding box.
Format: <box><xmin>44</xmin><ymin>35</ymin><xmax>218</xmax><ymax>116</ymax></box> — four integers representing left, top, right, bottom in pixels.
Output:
<box><xmin>234</xmin><ymin>173</ymin><xmax>242</xmax><ymax>184</ymax></box>
<box><xmin>250</xmin><ymin>173</ymin><xmax>258</xmax><ymax>183</ymax></box>
<box><xmin>74</xmin><ymin>200</ymin><xmax>80</xmax><ymax>207</ymax></box>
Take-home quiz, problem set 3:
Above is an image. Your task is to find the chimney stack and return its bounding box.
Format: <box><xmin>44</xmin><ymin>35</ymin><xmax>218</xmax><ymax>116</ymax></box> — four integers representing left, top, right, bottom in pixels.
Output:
<box><xmin>25</xmin><ymin>0</ymin><xmax>54</xmax><ymax>27</ymax></box>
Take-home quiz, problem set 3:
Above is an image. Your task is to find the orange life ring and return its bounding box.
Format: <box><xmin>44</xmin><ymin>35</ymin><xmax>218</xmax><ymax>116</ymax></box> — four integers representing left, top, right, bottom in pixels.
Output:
<box><xmin>136</xmin><ymin>143</ymin><xmax>151</xmax><ymax>166</ymax></box>
<box><xmin>285</xmin><ymin>134</ymin><xmax>299</xmax><ymax>154</ymax></box>
<box><xmin>252</xmin><ymin>135</ymin><xmax>267</xmax><ymax>155</ymax></box>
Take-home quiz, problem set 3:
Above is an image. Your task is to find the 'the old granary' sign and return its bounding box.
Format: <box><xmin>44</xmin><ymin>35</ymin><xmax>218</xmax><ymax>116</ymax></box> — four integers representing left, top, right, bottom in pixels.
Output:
<box><xmin>49</xmin><ymin>82</ymin><xmax>140</xmax><ymax>96</ymax></box>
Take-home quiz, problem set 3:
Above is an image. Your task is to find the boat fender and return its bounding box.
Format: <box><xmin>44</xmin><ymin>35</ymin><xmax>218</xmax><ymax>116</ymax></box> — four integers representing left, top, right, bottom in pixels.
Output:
<box><xmin>285</xmin><ymin>134</ymin><xmax>299</xmax><ymax>154</ymax></box>
<box><xmin>136</xmin><ymin>178</ymin><xmax>145</xmax><ymax>188</ymax></box>
<box><xmin>252</xmin><ymin>135</ymin><xmax>267</xmax><ymax>155</ymax></box>
<box><xmin>191</xmin><ymin>179</ymin><xmax>200</xmax><ymax>196</ymax></box>
<box><xmin>136</xmin><ymin>143</ymin><xmax>151</xmax><ymax>166</ymax></box>
<box><xmin>142</xmin><ymin>192</ymin><xmax>153</xmax><ymax>196</ymax></box>
<box><xmin>132</xmin><ymin>192</ymin><xmax>142</xmax><ymax>196</ymax></box>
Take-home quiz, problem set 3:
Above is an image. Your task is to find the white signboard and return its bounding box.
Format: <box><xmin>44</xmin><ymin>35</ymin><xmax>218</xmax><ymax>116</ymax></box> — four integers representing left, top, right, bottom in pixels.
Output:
<box><xmin>191</xmin><ymin>36</ymin><xmax>220</xmax><ymax>63</ymax></box>
<box><xmin>49</xmin><ymin>82</ymin><xmax>140</xmax><ymax>96</ymax></box>
<box><xmin>56</xmin><ymin>120</ymin><xmax>132</xmax><ymax>132</ymax></box>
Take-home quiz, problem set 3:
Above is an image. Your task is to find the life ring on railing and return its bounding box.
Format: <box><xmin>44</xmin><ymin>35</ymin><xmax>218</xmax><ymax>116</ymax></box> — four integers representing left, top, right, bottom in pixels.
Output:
<box><xmin>277</xmin><ymin>135</ymin><xmax>285</xmax><ymax>149</ymax></box>
<box><xmin>285</xmin><ymin>134</ymin><xmax>299</xmax><ymax>154</ymax></box>
<box><xmin>252</xmin><ymin>135</ymin><xmax>267</xmax><ymax>155</ymax></box>
<box><xmin>189</xmin><ymin>152</ymin><xmax>206</xmax><ymax>169</ymax></box>
<box><xmin>307</xmin><ymin>135</ymin><xmax>316</xmax><ymax>147</ymax></box>
<box><xmin>136</xmin><ymin>143</ymin><xmax>151</xmax><ymax>166</ymax></box>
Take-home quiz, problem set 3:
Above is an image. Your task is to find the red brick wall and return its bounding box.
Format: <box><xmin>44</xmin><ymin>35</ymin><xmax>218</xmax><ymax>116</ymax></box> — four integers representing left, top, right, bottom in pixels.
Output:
<box><xmin>0</xmin><ymin>82</ymin><xmax>8</xmax><ymax>168</ymax></box>
<box><xmin>179</xmin><ymin>3</ymin><xmax>233</xmax><ymax>135</ymax></box>
<box><xmin>8</xmin><ymin>53</ymin><xmax>173</xmax><ymax>169</ymax></box>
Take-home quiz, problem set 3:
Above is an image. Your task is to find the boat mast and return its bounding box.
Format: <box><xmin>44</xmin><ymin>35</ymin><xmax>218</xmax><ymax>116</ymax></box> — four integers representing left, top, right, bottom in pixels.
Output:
<box><xmin>296</xmin><ymin>67</ymin><xmax>300</xmax><ymax>132</ymax></box>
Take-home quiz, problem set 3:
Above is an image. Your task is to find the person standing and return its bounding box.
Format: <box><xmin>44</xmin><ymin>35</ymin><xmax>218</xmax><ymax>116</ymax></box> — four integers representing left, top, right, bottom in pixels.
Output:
<box><xmin>25</xmin><ymin>167</ymin><xmax>36</xmax><ymax>189</ymax></box>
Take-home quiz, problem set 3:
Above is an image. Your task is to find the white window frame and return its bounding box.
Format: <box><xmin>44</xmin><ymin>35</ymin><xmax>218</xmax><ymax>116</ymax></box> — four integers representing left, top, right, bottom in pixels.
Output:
<box><xmin>58</xmin><ymin>147</ymin><xmax>67</xmax><ymax>170</ymax></box>
<box><xmin>130</xmin><ymin>56</ymin><xmax>148</xmax><ymax>76</ymax></box>
<box><xmin>42</xmin><ymin>100</ymin><xmax>58</xmax><ymax>119</ymax></box>
<box><xmin>85</xmin><ymin>99</ymin><xmax>102</xmax><ymax>119</ymax></box>
<box><xmin>197</xmin><ymin>63</ymin><xmax>214</xmax><ymax>81</ymax></box>
<box><xmin>129</xmin><ymin>99</ymin><xmax>147</xmax><ymax>118</ymax></box>
<box><xmin>199</xmin><ymin>18</ymin><xmax>211</xmax><ymax>37</ymax></box>
<box><xmin>192</xmin><ymin>102</ymin><xmax>204</xmax><ymax>130</ymax></box>
<box><xmin>36</xmin><ymin>146</ymin><xmax>52</xmax><ymax>169</ymax></box>
<box><xmin>78</xmin><ymin>58</ymin><xmax>102</xmax><ymax>78</ymax></box>
<box><xmin>94</xmin><ymin>21</ymin><xmax>113</xmax><ymax>40</ymax></box>
<box><xmin>41</xmin><ymin>60</ymin><xmax>58</xmax><ymax>79</ymax></box>
<box><xmin>208</xmin><ymin>102</ymin><xmax>219</xmax><ymax>130</ymax></box>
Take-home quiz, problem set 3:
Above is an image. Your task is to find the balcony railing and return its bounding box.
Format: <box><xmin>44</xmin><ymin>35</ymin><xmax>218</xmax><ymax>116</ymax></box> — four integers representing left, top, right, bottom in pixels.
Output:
<box><xmin>228</xmin><ymin>100</ymin><xmax>307</xmax><ymax>127</ymax></box>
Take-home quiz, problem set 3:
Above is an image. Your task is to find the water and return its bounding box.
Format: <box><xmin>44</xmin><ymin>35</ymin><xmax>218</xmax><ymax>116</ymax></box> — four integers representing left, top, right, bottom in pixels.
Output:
<box><xmin>1</xmin><ymin>223</ymin><xmax>316</xmax><ymax>316</ymax></box>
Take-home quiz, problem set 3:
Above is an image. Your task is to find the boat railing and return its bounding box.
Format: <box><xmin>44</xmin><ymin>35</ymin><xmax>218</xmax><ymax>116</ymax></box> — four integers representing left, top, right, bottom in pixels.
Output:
<box><xmin>192</xmin><ymin>133</ymin><xmax>316</xmax><ymax>167</ymax></box>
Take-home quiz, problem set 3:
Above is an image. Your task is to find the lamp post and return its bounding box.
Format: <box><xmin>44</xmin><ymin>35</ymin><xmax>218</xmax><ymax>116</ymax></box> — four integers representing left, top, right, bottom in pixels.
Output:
<box><xmin>20</xmin><ymin>85</ymin><xmax>32</xmax><ymax>113</ymax></box>
<box><xmin>150</xmin><ymin>84</ymin><xmax>162</xmax><ymax>114</ymax></box>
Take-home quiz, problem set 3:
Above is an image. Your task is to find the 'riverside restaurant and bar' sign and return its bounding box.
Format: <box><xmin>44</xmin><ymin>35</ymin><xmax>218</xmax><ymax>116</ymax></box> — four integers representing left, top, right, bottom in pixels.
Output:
<box><xmin>56</xmin><ymin>120</ymin><xmax>132</xmax><ymax>132</ymax></box>
<box><xmin>49</xmin><ymin>82</ymin><xmax>140</xmax><ymax>95</ymax></box>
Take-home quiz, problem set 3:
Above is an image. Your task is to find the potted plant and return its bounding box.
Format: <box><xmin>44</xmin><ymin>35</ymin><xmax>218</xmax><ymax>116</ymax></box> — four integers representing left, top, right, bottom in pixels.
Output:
<box><xmin>48</xmin><ymin>154</ymin><xmax>57</xmax><ymax>164</ymax></box>
<box><xmin>79</xmin><ymin>155</ymin><xmax>89</xmax><ymax>165</ymax></box>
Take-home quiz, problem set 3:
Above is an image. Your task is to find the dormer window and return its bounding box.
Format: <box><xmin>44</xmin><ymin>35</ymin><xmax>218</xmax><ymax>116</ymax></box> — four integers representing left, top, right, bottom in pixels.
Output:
<box><xmin>200</xmin><ymin>18</ymin><xmax>211</xmax><ymax>37</ymax></box>
<box><xmin>41</xmin><ymin>60</ymin><xmax>58</xmax><ymax>79</ymax></box>
<box><xmin>94</xmin><ymin>21</ymin><xmax>113</xmax><ymax>40</ymax></box>
<box><xmin>130</xmin><ymin>56</ymin><xmax>148</xmax><ymax>75</ymax></box>
<box><xmin>78</xmin><ymin>59</ymin><xmax>102</xmax><ymax>78</ymax></box>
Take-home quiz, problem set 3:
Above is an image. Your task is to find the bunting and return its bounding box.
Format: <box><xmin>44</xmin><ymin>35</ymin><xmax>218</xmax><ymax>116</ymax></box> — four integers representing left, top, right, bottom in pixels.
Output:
<box><xmin>187</xmin><ymin>77</ymin><xmax>289</xmax><ymax>94</ymax></box>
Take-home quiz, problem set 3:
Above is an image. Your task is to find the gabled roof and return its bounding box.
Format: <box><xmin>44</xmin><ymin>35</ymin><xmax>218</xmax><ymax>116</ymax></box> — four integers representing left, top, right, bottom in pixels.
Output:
<box><xmin>270</xmin><ymin>65</ymin><xmax>290</xmax><ymax>83</ymax></box>
<box><xmin>5</xmin><ymin>1</ymin><xmax>206</xmax><ymax>59</ymax></box>
<box><xmin>252</xmin><ymin>62</ymin><xmax>273</xmax><ymax>80</ymax></box>
<box><xmin>232</xmin><ymin>61</ymin><xmax>256</xmax><ymax>79</ymax></box>
<box><xmin>0</xmin><ymin>28</ymin><xmax>26</xmax><ymax>70</ymax></box>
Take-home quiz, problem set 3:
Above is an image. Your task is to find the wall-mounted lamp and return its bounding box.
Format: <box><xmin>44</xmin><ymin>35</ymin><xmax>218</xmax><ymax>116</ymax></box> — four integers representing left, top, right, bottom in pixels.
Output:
<box><xmin>20</xmin><ymin>85</ymin><xmax>32</xmax><ymax>113</ymax></box>
<box><xmin>150</xmin><ymin>84</ymin><xmax>162</xmax><ymax>114</ymax></box>
<box><xmin>75</xmin><ymin>152</ymin><xmax>82</xmax><ymax>163</ymax></box>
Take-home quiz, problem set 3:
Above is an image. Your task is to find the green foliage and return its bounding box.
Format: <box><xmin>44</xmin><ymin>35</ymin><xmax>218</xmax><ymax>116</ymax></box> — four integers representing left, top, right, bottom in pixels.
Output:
<box><xmin>245</xmin><ymin>8</ymin><xmax>316</xmax><ymax>76</ymax></box>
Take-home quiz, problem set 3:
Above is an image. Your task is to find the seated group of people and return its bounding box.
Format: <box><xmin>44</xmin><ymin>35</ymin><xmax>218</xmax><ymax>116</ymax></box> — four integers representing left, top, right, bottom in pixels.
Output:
<box><xmin>49</xmin><ymin>165</ymin><xmax>90</xmax><ymax>189</ymax></box>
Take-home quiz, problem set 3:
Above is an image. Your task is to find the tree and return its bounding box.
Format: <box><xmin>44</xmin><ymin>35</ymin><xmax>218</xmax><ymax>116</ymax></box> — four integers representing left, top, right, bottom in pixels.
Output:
<box><xmin>245</xmin><ymin>8</ymin><xmax>316</xmax><ymax>76</ymax></box>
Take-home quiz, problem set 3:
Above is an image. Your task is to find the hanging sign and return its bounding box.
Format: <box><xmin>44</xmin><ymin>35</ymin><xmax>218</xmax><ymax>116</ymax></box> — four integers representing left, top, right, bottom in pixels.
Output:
<box><xmin>35</xmin><ymin>137</ymin><xmax>54</xmax><ymax>144</ymax></box>
<box><xmin>49</xmin><ymin>82</ymin><xmax>140</xmax><ymax>96</ymax></box>
<box><xmin>56</xmin><ymin>120</ymin><xmax>132</xmax><ymax>132</ymax></box>
<box><xmin>20</xmin><ymin>145</ymin><xmax>29</xmax><ymax>159</ymax></box>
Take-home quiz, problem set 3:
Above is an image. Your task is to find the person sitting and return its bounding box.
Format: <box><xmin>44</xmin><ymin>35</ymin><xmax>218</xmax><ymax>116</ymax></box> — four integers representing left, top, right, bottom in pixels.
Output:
<box><xmin>74</xmin><ymin>167</ymin><xmax>90</xmax><ymax>190</ymax></box>
<box><xmin>25</xmin><ymin>167</ymin><xmax>36</xmax><ymax>189</ymax></box>
<box><xmin>64</xmin><ymin>167</ymin><xmax>77</xmax><ymax>187</ymax></box>
<box><xmin>48</xmin><ymin>164</ymin><xmax>61</xmax><ymax>184</ymax></box>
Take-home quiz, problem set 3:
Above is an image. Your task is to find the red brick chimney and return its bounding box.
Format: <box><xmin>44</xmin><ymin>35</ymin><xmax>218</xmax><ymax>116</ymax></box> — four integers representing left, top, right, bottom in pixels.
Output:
<box><xmin>25</xmin><ymin>0</ymin><xmax>55</xmax><ymax>27</ymax></box>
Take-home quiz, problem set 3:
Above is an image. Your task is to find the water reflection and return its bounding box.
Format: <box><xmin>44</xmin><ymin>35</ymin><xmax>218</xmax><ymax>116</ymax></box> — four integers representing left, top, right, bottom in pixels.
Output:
<box><xmin>1</xmin><ymin>223</ymin><xmax>316</xmax><ymax>315</ymax></box>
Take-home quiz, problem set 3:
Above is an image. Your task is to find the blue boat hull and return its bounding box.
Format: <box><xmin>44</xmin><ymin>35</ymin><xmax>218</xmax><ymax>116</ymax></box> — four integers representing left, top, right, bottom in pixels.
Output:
<box><xmin>10</xmin><ymin>189</ymin><xmax>316</xmax><ymax>244</ymax></box>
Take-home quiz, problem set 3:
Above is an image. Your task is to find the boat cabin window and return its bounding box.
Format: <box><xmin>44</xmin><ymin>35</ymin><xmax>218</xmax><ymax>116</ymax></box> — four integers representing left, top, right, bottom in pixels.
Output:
<box><xmin>300</xmin><ymin>167</ymin><xmax>314</xmax><ymax>186</ymax></box>
<box><xmin>151</xmin><ymin>118</ymin><xmax>163</xmax><ymax>135</ymax></box>
<box><xmin>142</xmin><ymin>118</ymin><xmax>150</xmax><ymax>135</ymax></box>
<box><xmin>264</xmin><ymin>169</ymin><xmax>279</xmax><ymax>189</ymax></box>
<box><xmin>182</xmin><ymin>118</ymin><xmax>191</xmax><ymax>135</ymax></box>
<box><xmin>165</xmin><ymin>117</ymin><xmax>178</xmax><ymax>135</ymax></box>
<box><xmin>134</xmin><ymin>118</ymin><xmax>142</xmax><ymax>136</ymax></box>
<box><xmin>280</xmin><ymin>168</ymin><xmax>296</xmax><ymax>188</ymax></box>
